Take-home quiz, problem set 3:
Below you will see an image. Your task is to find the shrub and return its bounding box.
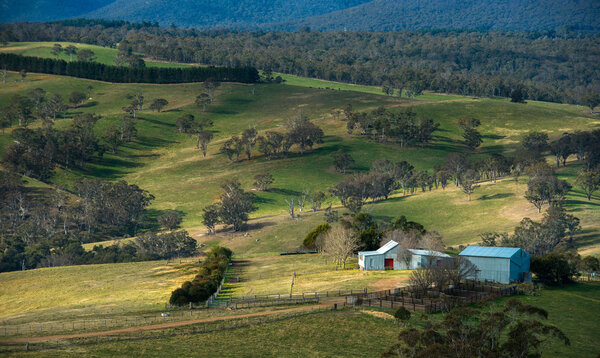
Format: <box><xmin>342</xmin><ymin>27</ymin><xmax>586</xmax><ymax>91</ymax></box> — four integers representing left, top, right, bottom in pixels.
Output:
<box><xmin>394</xmin><ymin>307</ymin><xmax>411</xmax><ymax>324</ymax></box>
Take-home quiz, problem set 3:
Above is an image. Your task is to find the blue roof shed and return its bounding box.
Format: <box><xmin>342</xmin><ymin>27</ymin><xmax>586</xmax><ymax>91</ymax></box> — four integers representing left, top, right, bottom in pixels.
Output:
<box><xmin>459</xmin><ymin>246</ymin><xmax>530</xmax><ymax>284</ymax></box>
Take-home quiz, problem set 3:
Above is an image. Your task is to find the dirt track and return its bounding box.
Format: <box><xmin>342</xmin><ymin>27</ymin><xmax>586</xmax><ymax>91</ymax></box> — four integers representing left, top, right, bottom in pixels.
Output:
<box><xmin>0</xmin><ymin>302</ymin><xmax>342</xmax><ymax>344</ymax></box>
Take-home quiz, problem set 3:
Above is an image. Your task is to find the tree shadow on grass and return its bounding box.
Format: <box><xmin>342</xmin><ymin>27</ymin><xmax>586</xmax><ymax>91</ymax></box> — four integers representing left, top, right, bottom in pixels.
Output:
<box><xmin>141</xmin><ymin>116</ymin><xmax>176</xmax><ymax>128</ymax></box>
<box><xmin>254</xmin><ymin>195</ymin><xmax>276</xmax><ymax>205</ymax></box>
<box><xmin>482</xmin><ymin>133</ymin><xmax>506</xmax><ymax>140</ymax></box>
<box><xmin>269</xmin><ymin>188</ymin><xmax>303</xmax><ymax>197</ymax></box>
<box><xmin>77</xmin><ymin>156</ymin><xmax>142</xmax><ymax>179</ymax></box>
<box><xmin>573</xmin><ymin>230</ymin><xmax>600</xmax><ymax>249</ymax></box>
<box><xmin>478</xmin><ymin>193</ymin><xmax>514</xmax><ymax>201</ymax></box>
<box><xmin>565</xmin><ymin>198</ymin><xmax>600</xmax><ymax>208</ymax></box>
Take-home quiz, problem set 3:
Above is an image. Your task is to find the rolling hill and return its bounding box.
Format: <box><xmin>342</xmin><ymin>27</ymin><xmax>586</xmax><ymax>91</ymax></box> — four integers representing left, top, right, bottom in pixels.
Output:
<box><xmin>85</xmin><ymin>0</ymin><xmax>372</xmax><ymax>29</ymax></box>
<box><xmin>1</xmin><ymin>0</ymin><xmax>599</xmax><ymax>32</ymax></box>
<box><xmin>0</xmin><ymin>0</ymin><xmax>113</xmax><ymax>23</ymax></box>
<box><xmin>278</xmin><ymin>0</ymin><xmax>600</xmax><ymax>32</ymax></box>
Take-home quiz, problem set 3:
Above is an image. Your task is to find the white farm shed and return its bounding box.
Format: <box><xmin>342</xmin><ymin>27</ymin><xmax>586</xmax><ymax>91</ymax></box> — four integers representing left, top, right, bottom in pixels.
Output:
<box><xmin>358</xmin><ymin>241</ymin><xmax>450</xmax><ymax>271</ymax></box>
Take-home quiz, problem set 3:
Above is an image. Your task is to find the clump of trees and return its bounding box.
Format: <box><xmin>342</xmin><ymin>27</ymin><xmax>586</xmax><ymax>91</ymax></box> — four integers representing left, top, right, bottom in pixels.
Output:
<box><xmin>175</xmin><ymin>113</ymin><xmax>214</xmax><ymax>157</ymax></box>
<box><xmin>345</xmin><ymin>106</ymin><xmax>439</xmax><ymax>147</ymax></box>
<box><xmin>4</xmin><ymin>113</ymin><xmax>101</xmax><ymax>180</ymax></box>
<box><xmin>0</xmin><ymin>169</ymin><xmax>187</xmax><ymax>272</ymax></box>
<box><xmin>383</xmin><ymin>299</ymin><xmax>569</xmax><ymax>358</ymax></box>
<box><xmin>201</xmin><ymin>179</ymin><xmax>256</xmax><ymax>233</ymax></box>
<box><xmin>221</xmin><ymin>115</ymin><xmax>324</xmax><ymax>162</ymax></box>
<box><xmin>480</xmin><ymin>204</ymin><xmax>580</xmax><ymax>257</ymax></box>
<box><xmin>169</xmin><ymin>246</ymin><xmax>232</xmax><ymax>306</ymax></box>
<box><xmin>530</xmin><ymin>252</ymin><xmax>580</xmax><ymax>286</ymax></box>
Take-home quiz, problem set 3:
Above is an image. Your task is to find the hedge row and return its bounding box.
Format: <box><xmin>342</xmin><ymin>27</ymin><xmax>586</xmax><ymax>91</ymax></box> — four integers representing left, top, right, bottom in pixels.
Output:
<box><xmin>0</xmin><ymin>53</ymin><xmax>259</xmax><ymax>84</ymax></box>
<box><xmin>169</xmin><ymin>246</ymin><xmax>232</xmax><ymax>306</ymax></box>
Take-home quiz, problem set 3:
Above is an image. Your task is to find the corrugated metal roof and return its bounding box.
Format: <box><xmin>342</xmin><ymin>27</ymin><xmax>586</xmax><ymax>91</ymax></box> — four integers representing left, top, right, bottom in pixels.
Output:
<box><xmin>359</xmin><ymin>240</ymin><xmax>398</xmax><ymax>256</ymax></box>
<box><xmin>459</xmin><ymin>246</ymin><xmax>521</xmax><ymax>258</ymax></box>
<box><xmin>408</xmin><ymin>249</ymin><xmax>451</xmax><ymax>257</ymax></box>
<box><xmin>377</xmin><ymin>240</ymin><xmax>398</xmax><ymax>254</ymax></box>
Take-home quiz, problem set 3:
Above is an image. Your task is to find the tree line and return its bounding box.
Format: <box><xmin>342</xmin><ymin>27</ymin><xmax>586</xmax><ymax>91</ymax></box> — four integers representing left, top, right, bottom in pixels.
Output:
<box><xmin>169</xmin><ymin>246</ymin><xmax>232</xmax><ymax>306</ymax></box>
<box><xmin>2</xmin><ymin>21</ymin><xmax>598</xmax><ymax>105</ymax></box>
<box><xmin>0</xmin><ymin>53</ymin><xmax>259</xmax><ymax>84</ymax></box>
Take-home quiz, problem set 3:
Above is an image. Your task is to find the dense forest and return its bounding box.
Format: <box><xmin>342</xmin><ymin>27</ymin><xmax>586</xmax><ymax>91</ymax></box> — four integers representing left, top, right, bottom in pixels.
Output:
<box><xmin>1</xmin><ymin>22</ymin><xmax>598</xmax><ymax>104</ymax></box>
<box><xmin>281</xmin><ymin>0</ymin><xmax>600</xmax><ymax>32</ymax></box>
<box><xmin>2</xmin><ymin>0</ymin><xmax>598</xmax><ymax>32</ymax></box>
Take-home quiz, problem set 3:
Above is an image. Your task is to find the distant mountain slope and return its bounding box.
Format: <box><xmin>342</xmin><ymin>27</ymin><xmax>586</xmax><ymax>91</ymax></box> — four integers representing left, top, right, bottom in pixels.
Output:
<box><xmin>0</xmin><ymin>0</ymin><xmax>114</xmax><ymax>23</ymax></box>
<box><xmin>83</xmin><ymin>0</ymin><xmax>371</xmax><ymax>29</ymax></box>
<box><xmin>1</xmin><ymin>0</ymin><xmax>598</xmax><ymax>32</ymax></box>
<box><xmin>279</xmin><ymin>0</ymin><xmax>600</xmax><ymax>32</ymax></box>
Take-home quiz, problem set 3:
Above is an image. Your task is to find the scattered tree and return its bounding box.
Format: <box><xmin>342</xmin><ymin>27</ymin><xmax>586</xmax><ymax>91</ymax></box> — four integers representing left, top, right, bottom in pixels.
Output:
<box><xmin>76</xmin><ymin>49</ymin><xmax>96</xmax><ymax>62</ymax></box>
<box><xmin>149</xmin><ymin>98</ymin><xmax>168</xmax><ymax>112</ymax></box>
<box><xmin>460</xmin><ymin>169</ymin><xmax>480</xmax><ymax>201</ymax></box>
<box><xmin>69</xmin><ymin>91</ymin><xmax>87</xmax><ymax>107</ymax></box>
<box><xmin>202</xmin><ymin>204</ymin><xmax>220</xmax><ymax>234</ymax></box>
<box><xmin>575</xmin><ymin>170</ymin><xmax>600</xmax><ymax>201</ymax></box>
<box><xmin>64</xmin><ymin>45</ymin><xmax>78</xmax><ymax>61</ymax></box>
<box><xmin>158</xmin><ymin>210</ymin><xmax>183</xmax><ymax>231</ymax></box>
<box><xmin>321</xmin><ymin>226</ymin><xmax>358</xmax><ymax>269</ymax></box>
<box><xmin>253</xmin><ymin>173</ymin><xmax>274</xmax><ymax>191</ymax></box>
<box><xmin>332</xmin><ymin>149</ymin><xmax>354</xmax><ymax>173</ymax></box>
<box><xmin>217</xmin><ymin>178</ymin><xmax>255</xmax><ymax>231</ymax></box>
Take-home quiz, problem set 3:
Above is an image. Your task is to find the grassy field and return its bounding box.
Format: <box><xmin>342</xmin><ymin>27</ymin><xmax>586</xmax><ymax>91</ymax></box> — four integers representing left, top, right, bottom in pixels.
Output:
<box><xmin>8</xmin><ymin>282</ymin><xmax>598</xmax><ymax>358</ymax></box>
<box><xmin>220</xmin><ymin>255</ymin><xmax>411</xmax><ymax>297</ymax></box>
<box><xmin>0</xmin><ymin>259</ymin><xmax>199</xmax><ymax>326</ymax></box>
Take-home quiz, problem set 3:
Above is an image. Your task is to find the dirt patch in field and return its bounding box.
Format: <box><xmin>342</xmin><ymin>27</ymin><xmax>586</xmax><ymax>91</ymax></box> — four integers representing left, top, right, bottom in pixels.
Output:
<box><xmin>362</xmin><ymin>310</ymin><xmax>395</xmax><ymax>320</ymax></box>
<box><xmin>372</xmin><ymin>277</ymin><xmax>410</xmax><ymax>291</ymax></box>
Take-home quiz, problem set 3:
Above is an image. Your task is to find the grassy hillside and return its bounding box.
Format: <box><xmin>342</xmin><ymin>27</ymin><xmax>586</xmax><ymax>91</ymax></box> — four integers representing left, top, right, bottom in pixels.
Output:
<box><xmin>0</xmin><ymin>259</ymin><xmax>198</xmax><ymax>325</ymax></box>
<box><xmin>0</xmin><ymin>42</ymin><xmax>189</xmax><ymax>68</ymax></box>
<box><xmin>0</xmin><ymin>66</ymin><xmax>598</xmax><ymax>253</ymax></box>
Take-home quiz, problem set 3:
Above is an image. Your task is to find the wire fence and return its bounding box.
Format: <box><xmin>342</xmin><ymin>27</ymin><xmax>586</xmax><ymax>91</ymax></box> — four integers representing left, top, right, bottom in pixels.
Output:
<box><xmin>0</xmin><ymin>307</ymin><xmax>335</xmax><ymax>353</ymax></box>
<box><xmin>345</xmin><ymin>282</ymin><xmax>520</xmax><ymax>313</ymax></box>
<box><xmin>218</xmin><ymin>288</ymin><xmax>368</xmax><ymax>303</ymax></box>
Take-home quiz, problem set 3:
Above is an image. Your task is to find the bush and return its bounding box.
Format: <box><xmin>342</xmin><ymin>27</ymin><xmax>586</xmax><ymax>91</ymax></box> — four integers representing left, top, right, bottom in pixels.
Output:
<box><xmin>531</xmin><ymin>253</ymin><xmax>579</xmax><ymax>286</ymax></box>
<box><xmin>394</xmin><ymin>307</ymin><xmax>411</xmax><ymax>323</ymax></box>
<box><xmin>303</xmin><ymin>223</ymin><xmax>330</xmax><ymax>249</ymax></box>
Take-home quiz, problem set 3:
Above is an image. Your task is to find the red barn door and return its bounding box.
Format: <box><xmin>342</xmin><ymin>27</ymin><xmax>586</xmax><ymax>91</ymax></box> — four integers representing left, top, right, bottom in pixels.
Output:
<box><xmin>384</xmin><ymin>259</ymin><xmax>394</xmax><ymax>270</ymax></box>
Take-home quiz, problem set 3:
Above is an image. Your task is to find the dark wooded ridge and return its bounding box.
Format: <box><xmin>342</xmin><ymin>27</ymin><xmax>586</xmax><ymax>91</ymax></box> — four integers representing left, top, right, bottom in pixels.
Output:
<box><xmin>0</xmin><ymin>53</ymin><xmax>259</xmax><ymax>84</ymax></box>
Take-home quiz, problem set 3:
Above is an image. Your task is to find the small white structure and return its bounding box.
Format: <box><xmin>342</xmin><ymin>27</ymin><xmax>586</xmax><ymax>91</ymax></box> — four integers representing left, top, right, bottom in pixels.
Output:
<box><xmin>358</xmin><ymin>240</ymin><xmax>451</xmax><ymax>271</ymax></box>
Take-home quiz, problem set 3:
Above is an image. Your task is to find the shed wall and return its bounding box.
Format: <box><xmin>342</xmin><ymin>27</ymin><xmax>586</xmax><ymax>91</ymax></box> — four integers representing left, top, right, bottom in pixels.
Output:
<box><xmin>463</xmin><ymin>256</ymin><xmax>511</xmax><ymax>284</ymax></box>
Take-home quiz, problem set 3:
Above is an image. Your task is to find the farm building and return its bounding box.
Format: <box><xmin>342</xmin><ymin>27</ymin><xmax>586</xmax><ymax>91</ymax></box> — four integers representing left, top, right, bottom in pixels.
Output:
<box><xmin>358</xmin><ymin>241</ymin><xmax>451</xmax><ymax>271</ymax></box>
<box><xmin>459</xmin><ymin>246</ymin><xmax>531</xmax><ymax>284</ymax></box>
